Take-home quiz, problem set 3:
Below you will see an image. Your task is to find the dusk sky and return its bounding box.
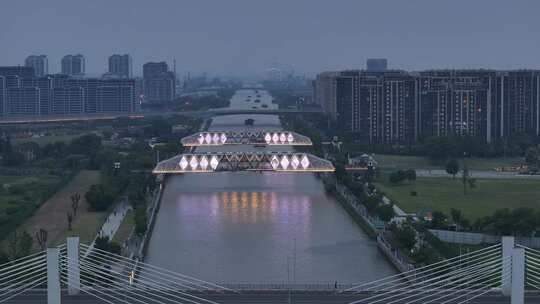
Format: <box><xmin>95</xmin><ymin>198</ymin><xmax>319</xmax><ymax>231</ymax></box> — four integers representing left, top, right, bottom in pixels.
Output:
<box><xmin>1</xmin><ymin>0</ymin><xmax>539</xmax><ymax>77</ymax></box>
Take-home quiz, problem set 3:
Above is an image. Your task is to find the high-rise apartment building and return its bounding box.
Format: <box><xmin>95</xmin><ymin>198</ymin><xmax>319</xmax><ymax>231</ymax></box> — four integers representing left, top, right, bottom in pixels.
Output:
<box><xmin>61</xmin><ymin>54</ymin><xmax>85</xmax><ymax>76</ymax></box>
<box><xmin>0</xmin><ymin>67</ymin><xmax>34</xmax><ymax>79</ymax></box>
<box><xmin>51</xmin><ymin>86</ymin><xmax>84</xmax><ymax>115</ymax></box>
<box><xmin>315</xmin><ymin>70</ymin><xmax>417</xmax><ymax>144</ymax></box>
<box><xmin>25</xmin><ymin>55</ymin><xmax>48</xmax><ymax>77</ymax></box>
<box><xmin>143</xmin><ymin>62</ymin><xmax>175</xmax><ymax>102</ymax></box>
<box><xmin>0</xmin><ymin>76</ymin><xmax>5</xmax><ymax>116</ymax></box>
<box><xmin>314</xmin><ymin>69</ymin><xmax>540</xmax><ymax>144</ymax></box>
<box><xmin>497</xmin><ymin>71</ymin><xmax>540</xmax><ymax>138</ymax></box>
<box><xmin>313</xmin><ymin>72</ymin><xmax>338</xmax><ymax>119</ymax></box>
<box><xmin>418</xmin><ymin>70</ymin><xmax>497</xmax><ymax>141</ymax></box>
<box><xmin>366</xmin><ymin>59</ymin><xmax>388</xmax><ymax>72</ymax></box>
<box><xmin>0</xmin><ymin>65</ymin><xmax>136</xmax><ymax>117</ymax></box>
<box><xmin>108</xmin><ymin>54</ymin><xmax>132</xmax><ymax>78</ymax></box>
<box><xmin>5</xmin><ymin>87</ymin><xmax>40</xmax><ymax>116</ymax></box>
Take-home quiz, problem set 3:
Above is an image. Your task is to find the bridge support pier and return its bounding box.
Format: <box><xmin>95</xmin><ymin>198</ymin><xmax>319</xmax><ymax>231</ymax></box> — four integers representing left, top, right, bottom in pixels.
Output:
<box><xmin>67</xmin><ymin>237</ymin><xmax>80</xmax><ymax>295</ymax></box>
<box><xmin>502</xmin><ymin>236</ymin><xmax>514</xmax><ymax>296</ymax></box>
<box><xmin>47</xmin><ymin>247</ymin><xmax>61</xmax><ymax>304</ymax></box>
<box><xmin>511</xmin><ymin>248</ymin><xmax>525</xmax><ymax>304</ymax></box>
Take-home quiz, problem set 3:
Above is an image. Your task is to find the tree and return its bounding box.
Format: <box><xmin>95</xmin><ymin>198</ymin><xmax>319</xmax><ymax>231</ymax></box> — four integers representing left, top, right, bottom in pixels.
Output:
<box><xmin>445</xmin><ymin>159</ymin><xmax>460</xmax><ymax>179</ymax></box>
<box><xmin>67</xmin><ymin>212</ymin><xmax>73</xmax><ymax>230</ymax></box>
<box><xmin>71</xmin><ymin>193</ymin><xmax>81</xmax><ymax>217</ymax></box>
<box><xmin>35</xmin><ymin>228</ymin><xmax>48</xmax><ymax>250</ymax></box>
<box><xmin>134</xmin><ymin>207</ymin><xmax>148</xmax><ymax>237</ymax></box>
<box><xmin>95</xmin><ymin>236</ymin><xmax>122</xmax><ymax>255</ymax></box>
<box><xmin>69</xmin><ymin>134</ymin><xmax>102</xmax><ymax>155</ymax></box>
<box><xmin>450</xmin><ymin>208</ymin><xmax>464</xmax><ymax>228</ymax></box>
<box><xmin>461</xmin><ymin>165</ymin><xmax>469</xmax><ymax>195</ymax></box>
<box><xmin>431</xmin><ymin>211</ymin><xmax>448</xmax><ymax>229</ymax></box>
<box><xmin>364</xmin><ymin>166</ymin><xmax>375</xmax><ymax>184</ymax></box>
<box><xmin>525</xmin><ymin>145</ymin><xmax>540</xmax><ymax>169</ymax></box>
<box><xmin>468</xmin><ymin>178</ymin><xmax>477</xmax><ymax>189</ymax></box>
<box><xmin>389</xmin><ymin>170</ymin><xmax>407</xmax><ymax>184</ymax></box>
<box><xmin>6</xmin><ymin>231</ymin><xmax>33</xmax><ymax>260</ymax></box>
<box><xmin>393</xmin><ymin>223</ymin><xmax>417</xmax><ymax>250</ymax></box>
<box><xmin>376</xmin><ymin>204</ymin><xmax>395</xmax><ymax>222</ymax></box>
<box><xmin>85</xmin><ymin>184</ymin><xmax>115</xmax><ymax>211</ymax></box>
<box><xmin>405</xmin><ymin>169</ymin><xmax>417</xmax><ymax>183</ymax></box>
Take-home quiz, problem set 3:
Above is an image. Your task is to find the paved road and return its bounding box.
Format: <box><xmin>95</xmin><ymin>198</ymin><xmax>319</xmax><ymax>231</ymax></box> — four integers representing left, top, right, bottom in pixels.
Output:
<box><xmin>415</xmin><ymin>169</ymin><xmax>540</xmax><ymax>180</ymax></box>
<box><xmin>0</xmin><ymin>108</ymin><xmax>323</xmax><ymax>125</ymax></box>
<box><xmin>7</xmin><ymin>290</ymin><xmax>540</xmax><ymax>304</ymax></box>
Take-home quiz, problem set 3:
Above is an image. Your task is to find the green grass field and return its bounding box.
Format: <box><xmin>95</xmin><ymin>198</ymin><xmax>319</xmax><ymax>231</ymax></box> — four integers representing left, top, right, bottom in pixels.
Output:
<box><xmin>12</xmin><ymin>170</ymin><xmax>107</xmax><ymax>249</ymax></box>
<box><xmin>112</xmin><ymin>210</ymin><xmax>134</xmax><ymax>245</ymax></box>
<box><xmin>0</xmin><ymin>174</ymin><xmax>64</xmax><ymax>242</ymax></box>
<box><xmin>373</xmin><ymin>154</ymin><xmax>523</xmax><ymax>171</ymax></box>
<box><xmin>376</xmin><ymin>178</ymin><xmax>540</xmax><ymax>220</ymax></box>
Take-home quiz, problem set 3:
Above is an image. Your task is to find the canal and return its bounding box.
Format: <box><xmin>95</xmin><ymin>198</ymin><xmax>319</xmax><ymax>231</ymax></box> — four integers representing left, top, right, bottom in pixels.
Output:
<box><xmin>145</xmin><ymin>89</ymin><xmax>395</xmax><ymax>284</ymax></box>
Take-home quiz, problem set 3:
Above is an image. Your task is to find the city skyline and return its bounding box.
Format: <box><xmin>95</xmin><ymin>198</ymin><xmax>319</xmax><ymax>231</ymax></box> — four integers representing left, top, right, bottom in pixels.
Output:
<box><xmin>1</xmin><ymin>0</ymin><xmax>540</xmax><ymax>77</ymax></box>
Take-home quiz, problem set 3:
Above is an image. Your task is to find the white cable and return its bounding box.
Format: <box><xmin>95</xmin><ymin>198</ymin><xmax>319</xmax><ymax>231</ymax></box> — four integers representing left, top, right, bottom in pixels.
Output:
<box><xmin>527</xmin><ymin>274</ymin><xmax>540</xmax><ymax>287</ymax></box>
<box><xmin>62</xmin><ymin>258</ymin><xmax>176</xmax><ymax>304</ymax></box>
<box><xmin>526</xmin><ymin>254</ymin><xmax>540</xmax><ymax>265</ymax></box>
<box><xmin>526</xmin><ymin>272</ymin><xmax>540</xmax><ymax>284</ymax></box>
<box><xmin>80</xmin><ymin>243</ymin><xmax>233</xmax><ymax>292</ymax></box>
<box><xmin>348</xmin><ymin>254</ymin><xmax>506</xmax><ymax>304</ymax></box>
<box><xmin>0</xmin><ymin>275</ymin><xmax>46</xmax><ymax>304</ymax></box>
<box><xmin>60</xmin><ymin>277</ymin><xmax>117</xmax><ymax>304</ymax></box>
<box><xmin>439</xmin><ymin>271</ymin><xmax>508</xmax><ymax>304</ymax></box>
<box><xmin>527</xmin><ymin>281</ymin><xmax>540</xmax><ymax>290</ymax></box>
<box><xmin>0</xmin><ymin>250</ymin><xmax>46</xmax><ymax>270</ymax></box>
<box><xmin>80</xmin><ymin>245</ymin><xmax>227</xmax><ymax>292</ymax></box>
<box><xmin>78</xmin><ymin>250</ymin><xmax>205</xmax><ymax>291</ymax></box>
<box><xmin>402</xmin><ymin>261</ymin><xmax>510</xmax><ymax>304</ymax></box>
<box><xmin>80</xmin><ymin>245</ymin><xmax>208</xmax><ymax>289</ymax></box>
<box><xmin>360</xmin><ymin>249</ymin><xmax>502</xmax><ymax>293</ymax></box>
<box><xmin>0</xmin><ymin>255</ymin><xmax>46</xmax><ymax>277</ymax></box>
<box><xmin>349</xmin><ymin>256</ymin><xmax>507</xmax><ymax>304</ymax></box>
<box><xmin>0</xmin><ymin>274</ymin><xmax>46</xmax><ymax>303</ymax></box>
<box><xmin>0</xmin><ymin>263</ymin><xmax>47</xmax><ymax>289</ymax></box>
<box><xmin>62</xmin><ymin>255</ymin><xmax>212</xmax><ymax>304</ymax></box>
<box><xmin>378</xmin><ymin>258</ymin><xmax>509</xmax><ymax>304</ymax></box>
<box><xmin>62</xmin><ymin>255</ymin><xmax>217</xmax><ymax>304</ymax></box>
<box><xmin>62</xmin><ymin>262</ymin><xmax>151</xmax><ymax>304</ymax></box>
<box><xmin>345</xmin><ymin>244</ymin><xmax>501</xmax><ymax>292</ymax></box>
<box><xmin>61</xmin><ymin>274</ymin><xmax>132</xmax><ymax>304</ymax></box>
<box><xmin>527</xmin><ymin>268</ymin><xmax>540</xmax><ymax>279</ymax></box>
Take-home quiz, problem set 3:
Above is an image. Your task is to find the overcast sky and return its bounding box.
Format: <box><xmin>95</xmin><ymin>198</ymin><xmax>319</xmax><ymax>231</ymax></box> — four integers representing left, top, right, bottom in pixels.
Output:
<box><xmin>1</xmin><ymin>0</ymin><xmax>539</xmax><ymax>77</ymax></box>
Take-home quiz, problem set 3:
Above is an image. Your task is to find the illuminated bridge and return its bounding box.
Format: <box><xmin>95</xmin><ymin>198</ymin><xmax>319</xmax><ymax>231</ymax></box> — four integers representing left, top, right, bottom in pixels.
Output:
<box><xmin>152</xmin><ymin>152</ymin><xmax>334</xmax><ymax>173</ymax></box>
<box><xmin>181</xmin><ymin>131</ymin><xmax>312</xmax><ymax>147</ymax></box>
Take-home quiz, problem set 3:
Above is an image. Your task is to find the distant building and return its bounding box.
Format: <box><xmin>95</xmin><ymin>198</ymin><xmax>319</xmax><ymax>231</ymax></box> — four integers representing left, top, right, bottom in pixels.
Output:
<box><xmin>0</xmin><ymin>76</ymin><xmax>5</xmax><ymax>116</ymax></box>
<box><xmin>0</xmin><ymin>66</ymin><xmax>34</xmax><ymax>78</ymax></box>
<box><xmin>366</xmin><ymin>59</ymin><xmax>388</xmax><ymax>72</ymax></box>
<box><xmin>21</xmin><ymin>77</ymin><xmax>53</xmax><ymax>115</ymax></box>
<box><xmin>61</xmin><ymin>78</ymin><xmax>136</xmax><ymax>113</ymax></box>
<box><xmin>5</xmin><ymin>87</ymin><xmax>40</xmax><ymax>116</ymax></box>
<box><xmin>143</xmin><ymin>62</ymin><xmax>175</xmax><ymax>102</ymax></box>
<box><xmin>25</xmin><ymin>55</ymin><xmax>48</xmax><ymax>77</ymax></box>
<box><xmin>315</xmin><ymin>69</ymin><xmax>540</xmax><ymax>143</ymax></box>
<box><xmin>108</xmin><ymin>54</ymin><xmax>132</xmax><ymax>78</ymax></box>
<box><xmin>61</xmin><ymin>54</ymin><xmax>85</xmax><ymax>76</ymax></box>
<box><xmin>314</xmin><ymin>70</ymin><xmax>417</xmax><ymax>144</ymax></box>
<box><xmin>51</xmin><ymin>86</ymin><xmax>84</xmax><ymax>115</ymax></box>
<box><xmin>0</xmin><ymin>66</ymin><xmax>136</xmax><ymax>117</ymax></box>
<box><xmin>313</xmin><ymin>71</ymin><xmax>338</xmax><ymax>119</ymax></box>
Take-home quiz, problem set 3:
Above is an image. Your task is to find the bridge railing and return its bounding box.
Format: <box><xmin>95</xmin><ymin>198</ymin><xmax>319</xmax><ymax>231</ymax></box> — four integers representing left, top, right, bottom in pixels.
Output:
<box><xmin>219</xmin><ymin>282</ymin><xmax>356</xmax><ymax>291</ymax></box>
